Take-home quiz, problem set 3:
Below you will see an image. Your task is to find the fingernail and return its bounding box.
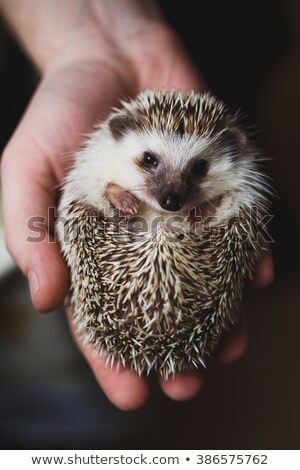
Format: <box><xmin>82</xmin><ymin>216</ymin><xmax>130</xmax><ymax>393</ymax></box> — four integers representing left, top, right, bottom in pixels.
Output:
<box><xmin>28</xmin><ymin>270</ymin><xmax>40</xmax><ymax>296</ymax></box>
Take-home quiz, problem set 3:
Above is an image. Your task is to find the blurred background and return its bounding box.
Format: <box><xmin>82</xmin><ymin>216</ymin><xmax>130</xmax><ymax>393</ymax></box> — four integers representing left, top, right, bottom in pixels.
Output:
<box><xmin>0</xmin><ymin>0</ymin><xmax>300</xmax><ymax>449</ymax></box>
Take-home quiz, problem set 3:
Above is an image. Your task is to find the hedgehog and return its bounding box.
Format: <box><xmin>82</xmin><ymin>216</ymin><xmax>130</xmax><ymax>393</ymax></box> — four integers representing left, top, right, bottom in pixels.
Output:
<box><xmin>57</xmin><ymin>89</ymin><xmax>270</xmax><ymax>379</ymax></box>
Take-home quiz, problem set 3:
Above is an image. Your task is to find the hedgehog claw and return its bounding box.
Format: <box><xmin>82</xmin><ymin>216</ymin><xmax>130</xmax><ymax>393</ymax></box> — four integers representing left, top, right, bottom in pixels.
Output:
<box><xmin>106</xmin><ymin>183</ymin><xmax>140</xmax><ymax>216</ymax></box>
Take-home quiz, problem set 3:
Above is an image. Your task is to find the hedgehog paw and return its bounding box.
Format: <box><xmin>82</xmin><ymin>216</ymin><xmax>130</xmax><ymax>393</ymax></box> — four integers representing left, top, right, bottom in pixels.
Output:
<box><xmin>106</xmin><ymin>184</ymin><xmax>140</xmax><ymax>216</ymax></box>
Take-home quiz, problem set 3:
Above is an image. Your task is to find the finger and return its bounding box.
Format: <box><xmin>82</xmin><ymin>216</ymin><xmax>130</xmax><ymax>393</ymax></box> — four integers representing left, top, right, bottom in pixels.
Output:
<box><xmin>159</xmin><ymin>372</ymin><xmax>204</xmax><ymax>401</ymax></box>
<box><xmin>159</xmin><ymin>318</ymin><xmax>247</xmax><ymax>399</ymax></box>
<box><xmin>250</xmin><ymin>249</ymin><xmax>274</xmax><ymax>288</ymax></box>
<box><xmin>216</xmin><ymin>316</ymin><xmax>248</xmax><ymax>363</ymax></box>
<box><xmin>83</xmin><ymin>349</ymin><xmax>150</xmax><ymax>411</ymax></box>
<box><xmin>1</xmin><ymin>144</ymin><xmax>69</xmax><ymax>312</ymax></box>
<box><xmin>66</xmin><ymin>307</ymin><xmax>149</xmax><ymax>411</ymax></box>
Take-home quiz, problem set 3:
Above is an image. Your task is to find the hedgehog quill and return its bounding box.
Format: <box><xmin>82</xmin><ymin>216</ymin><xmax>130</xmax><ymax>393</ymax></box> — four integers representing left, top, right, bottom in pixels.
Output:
<box><xmin>57</xmin><ymin>89</ymin><xmax>271</xmax><ymax>378</ymax></box>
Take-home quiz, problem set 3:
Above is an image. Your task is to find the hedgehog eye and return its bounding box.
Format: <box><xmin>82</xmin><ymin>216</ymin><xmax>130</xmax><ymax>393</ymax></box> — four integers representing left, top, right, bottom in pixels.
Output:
<box><xmin>142</xmin><ymin>152</ymin><xmax>158</xmax><ymax>168</ymax></box>
<box><xmin>192</xmin><ymin>160</ymin><xmax>209</xmax><ymax>177</ymax></box>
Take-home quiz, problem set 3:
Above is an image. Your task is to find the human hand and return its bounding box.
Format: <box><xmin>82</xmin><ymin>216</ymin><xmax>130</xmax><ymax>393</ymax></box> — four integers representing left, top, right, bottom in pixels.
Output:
<box><xmin>0</xmin><ymin>0</ymin><xmax>274</xmax><ymax>410</ymax></box>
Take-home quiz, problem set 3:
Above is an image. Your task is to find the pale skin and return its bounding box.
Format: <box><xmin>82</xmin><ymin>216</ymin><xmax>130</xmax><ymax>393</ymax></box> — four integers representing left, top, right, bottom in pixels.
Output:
<box><xmin>0</xmin><ymin>0</ymin><xmax>274</xmax><ymax>410</ymax></box>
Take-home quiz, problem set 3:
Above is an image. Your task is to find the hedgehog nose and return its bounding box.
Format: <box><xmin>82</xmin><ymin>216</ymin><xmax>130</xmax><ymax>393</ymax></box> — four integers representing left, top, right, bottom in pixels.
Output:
<box><xmin>160</xmin><ymin>193</ymin><xmax>183</xmax><ymax>212</ymax></box>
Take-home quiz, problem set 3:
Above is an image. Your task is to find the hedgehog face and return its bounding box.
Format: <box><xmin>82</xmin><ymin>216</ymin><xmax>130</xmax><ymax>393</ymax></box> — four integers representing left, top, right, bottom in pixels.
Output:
<box><xmin>108</xmin><ymin>125</ymin><xmax>251</xmax><ymax>221</ymax></box>
<box><xmin>67</xmin><ymin>90</ymin><xmax>265</xmax><ymax>224</ymax></box>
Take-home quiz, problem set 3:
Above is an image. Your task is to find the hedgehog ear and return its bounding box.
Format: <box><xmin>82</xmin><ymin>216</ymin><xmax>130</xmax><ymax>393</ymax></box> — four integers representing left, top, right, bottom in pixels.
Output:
<box><xmin>224</xmin><ymin>127</ymin><xmax>247</xmax><ymax>160</ymax></box>
<box><xmin>109</xmin><ymin>114</ymin><xmax>137</xmax><ymax>140</ymax></box>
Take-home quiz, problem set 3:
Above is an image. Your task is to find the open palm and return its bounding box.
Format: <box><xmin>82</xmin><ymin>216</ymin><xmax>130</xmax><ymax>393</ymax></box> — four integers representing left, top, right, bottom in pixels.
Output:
<box><xmin>1</xmin><ymin>27</ymin><xmax>274</xmax><ymax>410</ymax></box>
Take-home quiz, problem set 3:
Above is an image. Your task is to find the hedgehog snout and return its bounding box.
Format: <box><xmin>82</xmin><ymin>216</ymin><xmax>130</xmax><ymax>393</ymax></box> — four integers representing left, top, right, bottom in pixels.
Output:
<box><xmin>160</xmin><ymin>192</ymin><xmax>184</xmax><ymax>212</ymax></box>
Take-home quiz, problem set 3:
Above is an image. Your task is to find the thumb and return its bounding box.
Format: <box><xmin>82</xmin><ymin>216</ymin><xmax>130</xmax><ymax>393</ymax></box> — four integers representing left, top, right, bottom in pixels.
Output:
<box><xmin>1</xmin><ymin>131</ymin><xmax>69</xmax><ymax>312</ymax></box>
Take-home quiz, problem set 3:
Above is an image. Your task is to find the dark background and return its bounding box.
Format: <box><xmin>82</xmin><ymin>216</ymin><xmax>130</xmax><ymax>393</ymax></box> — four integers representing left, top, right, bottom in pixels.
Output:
<box><xmin>0</xmin><ymin>0</ymin><xmax>300</xmax><ymax>449</ymax></box>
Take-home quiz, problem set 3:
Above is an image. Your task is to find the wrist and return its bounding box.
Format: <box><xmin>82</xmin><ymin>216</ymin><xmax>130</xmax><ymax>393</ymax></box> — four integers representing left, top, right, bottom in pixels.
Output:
<box><xmin>0</xmin><ymin>0</ymin><xmax>167</xmax><ymax>76</ymax></box>
<box><xmin>92</xmin><ymin>0</ymin><xmax>165</xmax><ymax>40</ymax></box>
<box><xmin>46</xmin><ymin>0</ymin><xmax>169</xmax><ymax>71</ymax></box>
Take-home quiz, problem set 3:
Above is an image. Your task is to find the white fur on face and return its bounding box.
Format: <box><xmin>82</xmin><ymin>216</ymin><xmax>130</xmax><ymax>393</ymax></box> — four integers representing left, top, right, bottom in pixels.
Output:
<box><xmin>60</xmin><ymin>123</ymin><xmax>268</xmax><ymax>224</ymax></box>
